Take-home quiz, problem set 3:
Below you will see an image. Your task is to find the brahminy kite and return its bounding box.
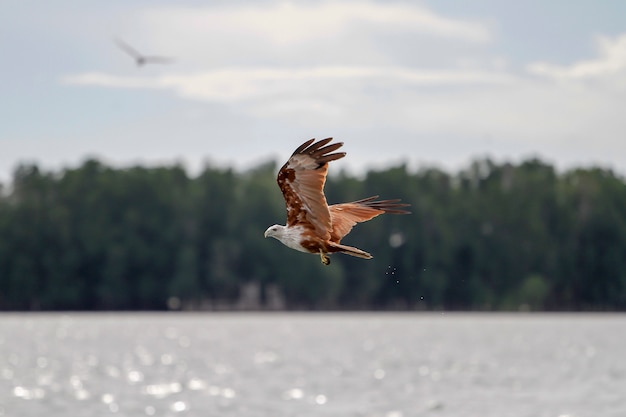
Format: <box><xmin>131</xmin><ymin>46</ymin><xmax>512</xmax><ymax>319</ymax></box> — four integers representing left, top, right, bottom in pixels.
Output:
<box><xmin>264</xmin><ymin>138</ymin><xmax>410</xmax><ymax>265</ymax></box>
<box><xmin>114</xmin><ymin>38</ymin><xmax>174</xmax><ymax>67</ymax></box>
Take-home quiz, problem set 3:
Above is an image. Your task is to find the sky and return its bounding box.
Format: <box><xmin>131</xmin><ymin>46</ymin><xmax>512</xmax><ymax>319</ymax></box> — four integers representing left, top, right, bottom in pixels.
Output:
<box><xmin>2</xmin><ymin>0</ymin><xmax>626</xmax><ymax>184</ymax></box>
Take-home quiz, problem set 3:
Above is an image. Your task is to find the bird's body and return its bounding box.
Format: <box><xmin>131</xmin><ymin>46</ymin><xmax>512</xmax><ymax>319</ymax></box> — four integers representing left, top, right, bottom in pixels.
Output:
<box><xmin>114</xmin><ymin>38</ymin><xmax>173</xmax><ymax>67</ymax></box>
<box><xmin>264</xmin><ymin>138</ymin><xmax>410</xmax><ymax>265</ymax></box>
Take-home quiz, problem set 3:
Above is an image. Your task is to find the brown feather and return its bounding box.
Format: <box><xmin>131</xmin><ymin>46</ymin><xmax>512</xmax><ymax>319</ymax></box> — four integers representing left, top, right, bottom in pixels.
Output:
<box><xmin>329</xmin><ymin>196</ymin><xmax>410</xmax><ymax>242</ymax></box>
<box><xmin>272</xmin><ymin>138</ymin><xmax>411</xmax><ymax>262</ymax></box>
<box><xmin>277</xmin><ymin>138</ymin><xmax>346</xmax><ymax>238</ymax></box>
<box><xmin>300</xmin><ymin>137</ymin><xmax>332</xmax><ymax>154</ymax></box>
<box><xmin>291</xmin><ymin>138</ymin><xmax>316</xmax><ymax>155</ymax></box>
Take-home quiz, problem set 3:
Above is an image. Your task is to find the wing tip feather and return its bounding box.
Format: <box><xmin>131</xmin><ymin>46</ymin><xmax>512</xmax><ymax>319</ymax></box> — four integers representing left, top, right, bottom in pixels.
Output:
<box><xmin>351</xmin><ymin>196</ymin><xmax>412</xmax><ymax>214</ymax></box>
<box><xmin>290</xmin><ymin>138</ymin><xmax>346</xmax><ymax>166</ymax></box>
<box><xmin>292</xmin><ymin>138</ymin><xmax>316</xmax><ymax>155</ymax></box>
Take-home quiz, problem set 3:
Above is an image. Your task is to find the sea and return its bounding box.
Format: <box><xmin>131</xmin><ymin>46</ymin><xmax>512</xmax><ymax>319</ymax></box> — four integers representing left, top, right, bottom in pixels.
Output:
<box><xmin>0</xmin><ymin>312</ymin><xmax>624</xmax><ymax>417</ymax></box>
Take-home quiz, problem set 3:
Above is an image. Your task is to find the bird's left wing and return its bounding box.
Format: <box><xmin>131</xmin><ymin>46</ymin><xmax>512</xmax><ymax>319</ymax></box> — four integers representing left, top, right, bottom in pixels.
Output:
<box><xmin>329</xmin><ymin>196</ymin><xmax>410</xmax><ymax>241</ymax></box>
<box><xmin>143</xmin><ymin>56</ymin><xmax>174</xmax><ymax>64</ymax></box>
<box><xmin>277</xmin><ymin>138</ymin><xmax>345</xmax><ymax>238</ymax></box>
<box><xmin>114</xmin><ymin>38</ymin><xmax>142</xmax><ymax>59</ymax></box>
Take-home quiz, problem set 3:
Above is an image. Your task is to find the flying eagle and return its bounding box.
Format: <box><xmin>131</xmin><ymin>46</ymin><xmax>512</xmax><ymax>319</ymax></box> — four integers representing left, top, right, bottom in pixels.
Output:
<box><xmin>264</xmin><ymin>138</ymin><xmax>410</xmax><ymax>265</ymax></box>
<box><xmin>114</xmin><ymin>38</ymin><xmax>174</xmax><ymax>67</ymax></box>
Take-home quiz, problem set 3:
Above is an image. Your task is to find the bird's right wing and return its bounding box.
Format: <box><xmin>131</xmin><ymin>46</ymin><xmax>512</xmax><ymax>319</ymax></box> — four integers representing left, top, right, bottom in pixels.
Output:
<box><xmin>276</xmin><ymin>138</ymin><xmax>345</xmax><ymax>239</ymax></box>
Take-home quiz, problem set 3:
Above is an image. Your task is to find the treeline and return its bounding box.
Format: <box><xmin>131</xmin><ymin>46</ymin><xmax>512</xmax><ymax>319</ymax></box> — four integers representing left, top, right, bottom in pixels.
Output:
<box><xmin>0</xmin><ymin>157</ymin><xmax>625</xmax><ymax>311</ymax></box>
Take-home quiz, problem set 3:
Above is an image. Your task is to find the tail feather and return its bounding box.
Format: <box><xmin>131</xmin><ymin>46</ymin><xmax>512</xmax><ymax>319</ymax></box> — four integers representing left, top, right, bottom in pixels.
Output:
<box><xmin>328</xmin><ymin>242</ymin><xmax>373</xmax><ymax>259</ymax></box>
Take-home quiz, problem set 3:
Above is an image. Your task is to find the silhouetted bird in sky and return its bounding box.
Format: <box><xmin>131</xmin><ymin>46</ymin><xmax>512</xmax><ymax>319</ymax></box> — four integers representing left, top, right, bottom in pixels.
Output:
<box><xmin>114</xmin><ymin>38</ymin><xmax>173</xmax><ymax>67</ymax></box>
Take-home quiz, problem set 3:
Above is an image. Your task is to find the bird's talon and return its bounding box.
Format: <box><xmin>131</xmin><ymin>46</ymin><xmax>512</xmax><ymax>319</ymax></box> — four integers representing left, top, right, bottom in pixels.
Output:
<box><xmin>320</xmin><ymin>251</ymin><xmax>330</xmax><ymax>265</ymax></box>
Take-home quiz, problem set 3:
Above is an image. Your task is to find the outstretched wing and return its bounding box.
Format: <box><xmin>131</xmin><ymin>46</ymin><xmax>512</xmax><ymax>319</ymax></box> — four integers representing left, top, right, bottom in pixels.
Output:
<box><xmin>142</xmin><ymin>56</ymin><xmax>174</xmax><ymax>64</ymax></box>
<box><xmin>114</xmin><ymin>38</ymin><xmax>173</xmax><ymax>65</ymax></box>
<box><xmin>277</xmin><ymin>138</ymin><xmax>345</xmax><ymax>238</ymax></box>
<box><xmin>114</xmin><ymin>38</ymin><xmax>143</xmax><ymax>60</ymax></box>
<box><xmin>329</xmin><ymin>196</ymin><xmax>410</xmax><ymax>242</ymax></box>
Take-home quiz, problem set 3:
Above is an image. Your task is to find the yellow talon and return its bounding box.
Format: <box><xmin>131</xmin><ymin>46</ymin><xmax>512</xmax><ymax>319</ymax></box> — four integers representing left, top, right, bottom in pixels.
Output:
<box><xmin>319</xmin><ymin>250</ymin><xmax>330</xmax><ymax>265</ymax></box>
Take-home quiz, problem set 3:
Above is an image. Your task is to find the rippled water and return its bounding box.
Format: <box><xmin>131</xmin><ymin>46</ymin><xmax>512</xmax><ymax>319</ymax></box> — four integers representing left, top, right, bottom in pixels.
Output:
<box><xmin>0</xmin><ymin>313</ymin><xmax>625</xmax><ymax>417</ymax></box>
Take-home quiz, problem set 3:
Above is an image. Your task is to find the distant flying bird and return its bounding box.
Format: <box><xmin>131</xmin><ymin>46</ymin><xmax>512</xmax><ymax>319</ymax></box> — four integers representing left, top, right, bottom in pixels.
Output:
<box><xmin>264</xmin><ymin>138</ymin><xmax>410</xmax><ymax>265</ymax></box>
<box><xmin>114</xmin><ymin>38</ymin><xmax>173</xmax><ymax>67</ymax></box>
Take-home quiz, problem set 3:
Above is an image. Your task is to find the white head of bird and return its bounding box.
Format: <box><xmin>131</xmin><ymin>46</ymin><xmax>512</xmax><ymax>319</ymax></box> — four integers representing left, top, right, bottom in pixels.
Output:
<box><xmin>264</xmin><ymin>224</ymin><xmax>308</xmax><ymax>253</ymax></box>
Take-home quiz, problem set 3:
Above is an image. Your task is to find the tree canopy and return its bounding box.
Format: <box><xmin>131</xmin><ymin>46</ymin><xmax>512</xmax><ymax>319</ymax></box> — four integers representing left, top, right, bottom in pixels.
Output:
<box><xmin>1</xmin><ymin>157</ymin><xmax>625</xmax><ymax>311</ymax></box>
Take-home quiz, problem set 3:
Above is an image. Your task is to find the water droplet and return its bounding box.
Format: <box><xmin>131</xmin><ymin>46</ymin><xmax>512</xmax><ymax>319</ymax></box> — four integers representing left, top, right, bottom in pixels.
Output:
<box><xmin>164</xmin><ymin>327</ymin><xmax>178</xmax><ymax>340</ymax></box>
<box><xmin>170</xmin><ymin>401</ymin><xmax>187</xmax><ymax>412</ymax></box>
<box><xmin>145</xmin><ymin>406</ymin><xmax>156</xmax><ymax>416</ymax></box>
<box><xmin>221</xmin><ymin>387</ymin><xmax>236</xmax><ymax>399</ymax></box>
<box><xmin>389</xmin><ymin>232</ymin><xmax>405</xmax><ymax>248</ymax></box>
<box><xmin>178</xmin><ymin>336</ymin><xmax>191</xmax><ymax>348</ymax></box>
<box><xmin>70</xmin><ymin>375</ymin><xmax>83</xmax><ymax>389</ymax></box>
<box><xmin>315</xmin><ymin>394</ymin><xmax>327</xmax><ymax>405</ymax></box>
<box><xmin>127</xmin><ymin>370</ymin><xmax>144</xmax><ymax>383</ymax></box>
<box><xmin>426</xmin><ymin>399</ymin><xmax>444</xmax><ymax>410</ymax></box>
<box><xmin>105</xmin><ymin>365</ymin><xmax>121</xmax><ymax>378</ymax></box>
<box><xmin>187</xmin><ymin>378</ymin><xmax>207</xmax><ymax>390</ymax></box>
<box><xmin>13</xmin><ymin>386</ymin><xmax>26</xmax><ymax>398</ymax></box>
<box><xmin>167</xmin><ymin>297</ymin><xmax>181</xmax><ymax>310</ymax></box>
<box><xmin>75</xmin><ymin>389</ymin><xmax>90</xmax><ymax>400</ymax></box>
<box><xmin>374</xmin><ymin>369</ymin><xmax>386</xmax><ymax>380</ymax></box>
<box><xmin>101</xmin><ymin>393</ymin><xmax>115</xmax><ymax>404</ymax></box>
<box><xmin>283</xmin><ymin>388</ymin><xmax>304</xmax><ymax>400</ymax></box>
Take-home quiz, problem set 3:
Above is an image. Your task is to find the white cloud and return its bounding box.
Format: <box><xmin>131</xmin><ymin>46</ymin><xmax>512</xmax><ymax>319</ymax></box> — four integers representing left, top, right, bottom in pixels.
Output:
<box><xmin>110</xmin><ymin>1</ymin><xmax>494</xmax><ymax>72</ymax></box>
<box><xmin>8</xmin><ymin>1</ymin><xmax>626</xmax><ymax>186</ymax></box>
<box><xmin>140</xmin><ymin>2</ymin><xmax>492</xmax><ymax>47</ymax></box>
<box><xmin>64</xmin><ymin>66</ymin><xmax>514</xmax><ymax>100</ymax></box>
<box><xmin>63</xmin><ymin>73</ymin><xmax>156</xmax><ymax>89</ymax></box>
<box><xmin>64</xmin><ymin>62</ymin><xmax>626</xmax><ymax>150</ymax></box>
<box><xmin>62</xmin><ymin>2</ymin><xmax>505</xmax><ymax>139</ymax></box>
<box><xmin>61</xmin><ymin>2</ymin><xmax>626</xmax><ymax>175</ymax></box>
<box><xmin>63</xmin><ymin>66</ymin><xmax>519</xmax><ymax>130</ymax></box>
<box><xmin>527</xmin><ymin>33</ymin><xmax>626</xmax><ymax>81</ymax></box>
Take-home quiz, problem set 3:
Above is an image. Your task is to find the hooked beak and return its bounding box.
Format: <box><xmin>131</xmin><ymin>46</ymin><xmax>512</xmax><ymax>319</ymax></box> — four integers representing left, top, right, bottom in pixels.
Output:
<box><xmin>264</xmin><ymin>229</ymin><xmax>270</xmax><ymax>238</ymax></box>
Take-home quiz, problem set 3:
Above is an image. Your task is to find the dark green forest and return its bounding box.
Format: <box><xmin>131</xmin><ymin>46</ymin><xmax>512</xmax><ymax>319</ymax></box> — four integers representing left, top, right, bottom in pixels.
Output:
<box><xmin>1</xmin><ymin>157</ymin><xmax>625</xmax><ymax>311</ymax></box>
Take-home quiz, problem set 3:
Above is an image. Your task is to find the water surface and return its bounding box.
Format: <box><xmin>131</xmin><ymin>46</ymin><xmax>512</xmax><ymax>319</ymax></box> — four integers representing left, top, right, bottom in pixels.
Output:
<box><xmin>0</xmin><ymin>313</ymin><xmax>624</xmax><ymax>417</ymax></box>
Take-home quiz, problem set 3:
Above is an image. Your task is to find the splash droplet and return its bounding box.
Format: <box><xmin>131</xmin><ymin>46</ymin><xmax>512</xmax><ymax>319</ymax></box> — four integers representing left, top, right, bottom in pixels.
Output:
<box><xmin>315</xmin><ymin>394</ymin><xmax>327</xmax><ymax>405</ymax></box>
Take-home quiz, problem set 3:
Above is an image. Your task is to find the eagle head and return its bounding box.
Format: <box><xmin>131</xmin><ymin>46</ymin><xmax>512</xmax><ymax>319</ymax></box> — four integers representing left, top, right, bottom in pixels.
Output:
<box><xmin>264</xmin><ymin>224</ymin><xmax>283</xmax><ymax>239</ymax></box>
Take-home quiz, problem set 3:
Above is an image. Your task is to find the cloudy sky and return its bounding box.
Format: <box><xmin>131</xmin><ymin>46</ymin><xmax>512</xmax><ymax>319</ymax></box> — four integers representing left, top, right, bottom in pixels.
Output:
<box><xmin>2</xmin><ymin>1</ymin><xmax>626</xmax><ymax>183</ymax></box>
